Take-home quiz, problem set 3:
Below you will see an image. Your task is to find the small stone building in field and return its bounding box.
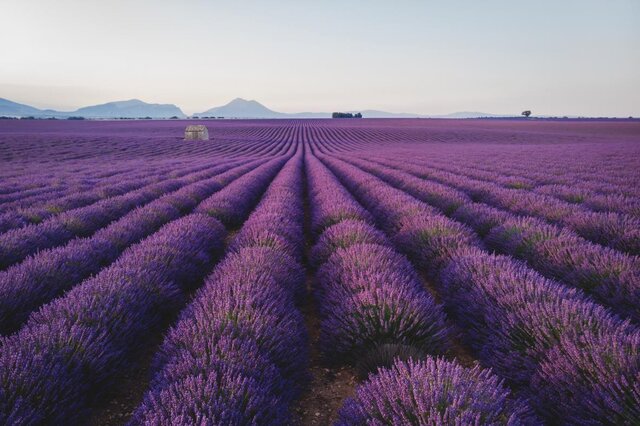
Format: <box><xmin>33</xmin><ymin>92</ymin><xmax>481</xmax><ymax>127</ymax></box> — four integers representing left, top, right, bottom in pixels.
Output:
<box><xmin>184</xmin><ymin>125</ymin><xmax>209</xmax><ymax>141</ymax></box>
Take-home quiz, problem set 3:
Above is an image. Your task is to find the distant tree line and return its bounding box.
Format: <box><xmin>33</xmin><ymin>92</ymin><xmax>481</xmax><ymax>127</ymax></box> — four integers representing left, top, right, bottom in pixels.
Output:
<box><xmin>332</xmin><ymin>112</ymin><xmax>363</xmax><ymax>118</ymax></box>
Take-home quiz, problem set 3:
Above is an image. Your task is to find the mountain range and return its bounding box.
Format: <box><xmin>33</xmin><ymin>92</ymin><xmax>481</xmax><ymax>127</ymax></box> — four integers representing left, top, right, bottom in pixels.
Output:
<box><xmin>0</xmin><ymin>97</ymin><xmax>503</xmax><ymax>119</ymax></box>
<box><xmin>0</xmin><ymin>98</ymin><xmax>186</xmax><ymax>119</ymax></box>
<box><xmin>194</xmin><ymin>98</ymin><xmax>503</xmax><ymax>119</ymax></box>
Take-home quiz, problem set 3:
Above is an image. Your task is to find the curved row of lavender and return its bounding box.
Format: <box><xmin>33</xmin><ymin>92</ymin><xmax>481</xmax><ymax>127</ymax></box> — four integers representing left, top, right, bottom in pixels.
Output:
<box><xmin>0</xmin><ymin>153</ymin><xmax>292</xmax><ymax>423</ymax></box>
<box><xmin>0</xmin><ymin>160</ymin><xmax>224</xmax><ymax>233</ymax></box>
<box><xmin>384</xmin><ymin>152</ymin><xmax>640</xmax><ymax>213</ymax></box>
<box><xmin>0</xmin><ymin>160</ymin><xmax>264</xmax><ymax>269</ymax></box>
<box><xmin>307</xmin><ymin>154</ymin><xmax>450</xmax><ymax>363</ymax></box>
<box><xmin>0</xmin><ymin>127</ymin><xmax>296</xmax><ymax>270</ymax></box>
<box><xmin>339</xmin><ymin>155</ymin><xmax>640</xmax><ymax>323</ymax></box>
<box><xmin>130</xmin><ymin>147</ymin><xmax>308</xmax><ymax>424</ymax></box>
<box><xmin>364</xmin><ymin>154</ymin><xmax>640</xmax><ymax>255</ymax></box>
<box><xmin>0</xmin><ymin>158</ymin><xmax>209</xmax><ymax>206</ymax></box>
<box><xmin>0</xmin><ymin>168</ymin><xmax>205</xmax><ymax>268</ymax></box>
<box><xmin>400</xmin><ymin>147</ymin><xmax>640</xmax><ymax>202</ymax></box>
<box><xmin>0</xmin><ymin>121</ymin><xmax>296</xmax><ymax>216</ymax></box>
<box><xmin>468</xmin><ymin>160</ymin><xmax>639</xmax><ymax>216</ymax></box>
<box><xmin>317</xmin><ymin>151</ymin><xmax>640</xmax><ymax>424</ymax></box>
<box><xmin>0</xmin><ymin>165</ymin><xmax>145</xmax><ymax>205</ymax></box>
<box><xmin>0</xmin><ymin>120</ymin><xmax>295</xmax><ymax>169</ymax></box>
<box><xmin>0</xmin><ymin>166</ymin><xmax>158</xmax><ymax>219</ymax></box>
<box><xmin>0</xmin><ymin>158</ymin><xmax>267</xmax><ymax>334</ymax></box>
<box><xmin>306</xmin><ymin>151</ymin><xmax>535</xmax><ymax>424</ymax></box>
<box><xmin>0</xmin><ymin>214</ymin><xmax>227</xmax><ymax>424</ymax></box>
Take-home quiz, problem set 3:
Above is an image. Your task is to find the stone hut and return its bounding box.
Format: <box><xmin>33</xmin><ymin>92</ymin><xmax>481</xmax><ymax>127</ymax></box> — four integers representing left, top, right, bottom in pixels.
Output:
<box><xmin>184</xmin><ymin>125</ymin><xmax>209</xmax><ymax>141</ymax></box>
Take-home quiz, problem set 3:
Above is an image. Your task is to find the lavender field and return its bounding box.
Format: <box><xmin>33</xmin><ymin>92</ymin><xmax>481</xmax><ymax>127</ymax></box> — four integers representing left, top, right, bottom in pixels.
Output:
<box><xmin>0</xmin><ymin>118</ymin><xmax>639</xmax><ymax>425</ymax></box>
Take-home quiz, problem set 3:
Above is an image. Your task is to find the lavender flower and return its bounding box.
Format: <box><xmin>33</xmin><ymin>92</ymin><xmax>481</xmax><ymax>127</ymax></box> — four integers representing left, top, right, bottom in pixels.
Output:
<box><xmin>337</xmin><ymin>358</ymin><xmax>538</xmax><ymax>425</ymax></box>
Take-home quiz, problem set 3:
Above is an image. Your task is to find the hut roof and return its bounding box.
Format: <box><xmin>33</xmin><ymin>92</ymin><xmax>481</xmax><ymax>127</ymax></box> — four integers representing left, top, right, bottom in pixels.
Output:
<box><xmin>186</xmin><ymin>125</ymin><xmax>207</xmax><ymax>131</ymax></box>
<box><xmin>184</xmin><ymin>125</ymin><xmax>209</xmax><ymax>141</ymax></box>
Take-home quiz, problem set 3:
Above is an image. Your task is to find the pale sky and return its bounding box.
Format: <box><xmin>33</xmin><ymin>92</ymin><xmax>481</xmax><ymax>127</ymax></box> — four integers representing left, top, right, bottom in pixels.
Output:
<box><xmin>1</xmin><ymin>0</ymin><xmax>639</xmax><ymax>116</ymax></box>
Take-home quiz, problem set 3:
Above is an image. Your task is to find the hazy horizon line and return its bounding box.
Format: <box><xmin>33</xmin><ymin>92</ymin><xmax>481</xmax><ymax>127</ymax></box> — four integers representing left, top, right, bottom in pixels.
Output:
<box><xmin>3</xmin><ymin>94</ymin><xmax>637</xmax><ymax>119</ymax></box>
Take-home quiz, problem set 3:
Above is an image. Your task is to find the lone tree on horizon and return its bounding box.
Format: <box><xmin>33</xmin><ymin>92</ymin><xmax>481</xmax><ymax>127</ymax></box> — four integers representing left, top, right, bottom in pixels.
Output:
<box><xmin>522</xmin><ymin>110</ymin><xmax>532</xmax><ymax>118</ymax></box>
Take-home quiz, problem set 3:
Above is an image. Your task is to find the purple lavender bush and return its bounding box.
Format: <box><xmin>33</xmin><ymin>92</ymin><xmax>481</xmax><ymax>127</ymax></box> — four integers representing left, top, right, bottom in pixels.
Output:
<box><xmin>394</xmin><ymin>213</ymin><xmax>482</xmax><ymax>274</ymax></box>
<box><xmin>452</xmin><ymin>202</ymin><xmax>513</xmax><ymax>237</ymax></box>
<box><xmin>316</xmin><ymin>243</ymin><xmax>450</xmax><ymax>362</ymax></box>
<box><xmin>310</xmin><ymin>219</ymin><xmax>390</xmax><ymax>267</ymax></box>
<box><xmin>337</xmin><ymin>357</ymin><xmax>538</xmax><ymax>425</ymax></box>
<box><xmin>131</xmin><ymin>153</ymin><xmax>308</xmax><ymax>425</ymax></box>
<box><xmin>344</xmin><ymin>156</ymin><xmax>471</xmax><ymax>215</ymax></box>
<box><xmin>486</xmin><ymin>215</ymin><xmax>640</xmax><ymax>321</ymax></box>
<box><xmin>306</xmin><ymin>154</ymin><xmax>374</xmax><ymax>235</ymax></box>
<box><xmin>195</xmin><ymin>157</ymin><xmax>287</xmax><ymax>227</ymax></box>
<box><xmin>0</xmin><ymin>160</ymin><xmax>261</xmax><ymax>334</ymax></box>
<box><xmin>0</xmin><ymin>214</ymin><xmax>226</xmax><ymax>424</ymax></box>
<box><xmin>0</xmin><ymin>178</ymin><xmax>185</xmax><ymax>268</ymax></box>
<box><xmin>531</xmin><ymin>330</ymin><xmax>640</xmax><ymax>425</ymax></box>
<box><xmin>439</xmin><ymin>250</ymin><xmax>635</xmax><ymax>386</ymax></box>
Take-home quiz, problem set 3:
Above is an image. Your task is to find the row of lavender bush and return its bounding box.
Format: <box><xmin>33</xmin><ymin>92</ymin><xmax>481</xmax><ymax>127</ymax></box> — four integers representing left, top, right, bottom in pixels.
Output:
<box><xmin>419</xmin><ymin>152</ymin><xmax>640</xmax><ymax>205</ymax></box>
<box><xmin>0</xmin><ymin>165</ymin><xmax>210</xmax><ymax>269</ymax></box>
<box><xmin>0</xmin><ymin>160</ymin><xmax>183</xmax><ymax>211</ymax></box>
<box><xmin>307</xmin><ymin>154</ymin><xmax>450</xmax><ymax>365</ymax></box>
<box><xmin>0</xmin><ymin>166</ymin><xmax>150</xmax><ymax>217</ymax></box>
<box><xmin>307</xmin><ymin>152</ymin><xmax>535</xmax><ymax>424</ymax></box>
<box><xmin>0</xmin><ymin>214</ymin><xmax>227</xmax><ymax>424</ymax></box>
<box><xmin>534</xmin><ymin>183</ymin><xmax>640</xmax><ymax>217</ymax></box>
<box><xmin>0</xmin><ymin>158</ymin><xmax>266</xmax><ymax>334</ymax></box>
<box><xmin>411</xmin><ymin>154</ymin><xmax>640</xmax><ymax>216</ymax></box>
<box><xmin>0</xmin><ymin>135</ymin><xmax>294</xmax><ymax>269</ymax></box>
<box><xmin>341</xmin><ymin>155</ymin><xmax>640</xmax><ymax>323</ymax></box>
<box><xmin>0</xmin><ymin>160</ymin><xmax>222</xmax><ymax>232</ymax></box>
<box><xmin>320</xmin><ymin>152</ymin><xmax>640</xmax><ymax>425</ymax></box>
<box><xmin>460</xmin><ymin>205</ymin><xmax>640</xmax><ymax>322</ymax></box>
<box><xmin>444</xmin><ymin>157</ymin><xmax>640</xmax><ymax>215</ymax></box>
<box><xmin>130</xmin><ymin>149</ymin><xmax>308</xmax><ymax>424</ymax></box>
<box><xmin>368</xmin><ymin>155</ymin><xmax>640</xmax><ymax>255</ymax></box>
<box><xmin>0</xmin><ymin>154</ymin><xmax>289</xmax><ymax>424</ymax></box>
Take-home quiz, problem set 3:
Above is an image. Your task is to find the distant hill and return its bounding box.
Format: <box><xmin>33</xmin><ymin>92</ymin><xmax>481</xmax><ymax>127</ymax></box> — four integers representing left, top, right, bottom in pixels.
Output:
<box><xmin>196</xmin><ymin>98</ymin><xmax>345</xmax><ymax>118</ymax></box>
<box><xmin>195</xmin><ymin>99</ymin><xmax>421</xmax><ymax>119</ymax></box>
<box><xmin>0</xmin><ymin>98</ymin><xmax>186</xmax><ymax>119</ymax></box>
<box><xmin>1</xmin><ymin>96</ymin><xmax>505</xmax><ymax>119</ymax></box>
<box><xmin>73</xmin><ymin>99</ymin><xmax>186</xmax><ymax>119</ymax></box>
<box><xmin>195</xmin><ymin>99</ymin><xmax>503</xmax><ymax>119</ymax></box>
<box><xmin>196</xmin><ymin>98</ymin><xmax>287</xmax><ymax>118</ymax></box>
<box><xmin>0</xmin><ymin>98</ymin><xmax>45</xmax><ymax>117</ymax></box>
